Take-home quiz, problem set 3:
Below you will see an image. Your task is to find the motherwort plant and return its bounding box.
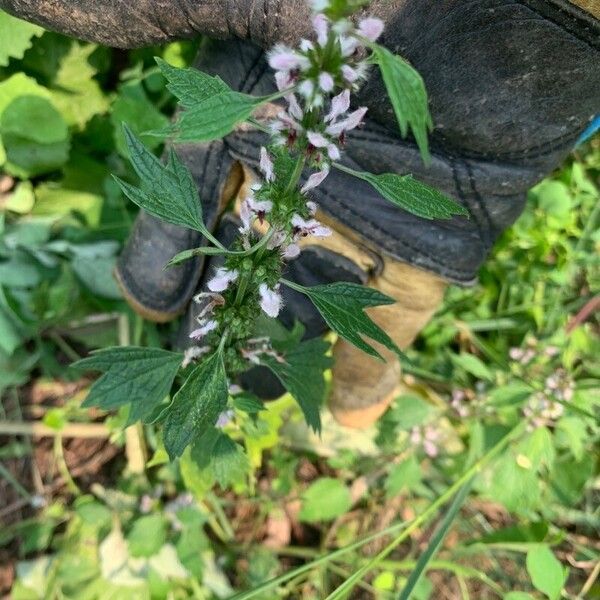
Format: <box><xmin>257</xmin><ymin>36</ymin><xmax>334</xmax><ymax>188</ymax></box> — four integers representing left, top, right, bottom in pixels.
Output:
<box><xmin>74</xmin><ymin>0</ymin><xmax>467</xmax><ymax>466</ymax></box>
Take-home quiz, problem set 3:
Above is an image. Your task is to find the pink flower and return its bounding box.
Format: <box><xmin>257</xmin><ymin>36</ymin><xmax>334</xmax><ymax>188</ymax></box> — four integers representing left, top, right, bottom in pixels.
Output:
<box><xmin>307</xmin><ymin>130</ymin><xmax>329</xmax><ymax>148</ymax></box>
<box><xmin>259</xmin><ymin>284</ymin><xmax>283</xmax><ymax>318</ymax></box>
<box><xmin>313</xmin><ymin>14</ymin><xmax>329</xmax><ymax>46</ymax></box>
<box><xmin>358</xmin><ymin>17</ymin><xmax>384</xmax><ymax>42</ymax></box>
<box><xmin>341</xmin><ymin>65</ymin><xmax>359</xmax><ymax>83</ymax></box>
<box><xmin>216</xmin><ymin>409</ymin><xmax>234</xmax><ymax>428</ymax></box>
<box><xmin>287</xmin><ymin>94</ymin><xmax>303</xmax><ymax>120</ymax></box>
<box><xmin>339</xmin><ymin>36</ymin><xmax>358</xmax><ymax>57</ymax></box>
<box><xmin>306</xmin><ymin>201</ymin><xmax>318</xmax><ymax>215</ymax></box>
<box><xmin>275</xmin><ymin>70</ymin><xmax>293</xmax><ymax>91</ymax></box>
<box><xmin>318</xmin><ymin>72</ymin><xmax>335</xmax><ymax>92</ymax></box>
<box><xmin>291</xmin><ymin>214</ymin><xmax>331</xmax><ymax>238</ymax></box>
<box><xmin>326</xmin><ymin>107</ymin><xmax>368</xmax><ymax>135</ymax></box>
<box><xmin>325</xmin><ymin>89</ymin><xmax>350</xmax><ymax>122</ymax></box>
<box><xmin>298</xmin><ymin>79</ymin><xmax>315</xmax><ymax>99</ymax></box>
<box><xmin>189</xmin><ymin>319</ymin><xmax>218</xmax><ymax>340</ymax></box>
<box><xmin>260</xmin><ymin>147</ymin><xmax>274</xmax><ymax>181</ymax></box>
<box><xmin>327</xmin><ymin>144</ymin><xmax>341</xmax><ymax>160</ymax></box>
<box><xmin>207</xmin><ymin>268</ymin><xmax>239</xmax><ymax>292</ymax></box>
<box><xmin>301</xmin><ymin>164</ymin><xmax>330</xmax><ymax>193</ymax></box>
<box><xmin>268</xmin><ymin>45</ymin><xmax>308</xmax><ymax>71</ymax></box>
<box><xmin>300</xmin><ymin>39</ymin><xmax>314</xmax><ymax>52</ymax></box>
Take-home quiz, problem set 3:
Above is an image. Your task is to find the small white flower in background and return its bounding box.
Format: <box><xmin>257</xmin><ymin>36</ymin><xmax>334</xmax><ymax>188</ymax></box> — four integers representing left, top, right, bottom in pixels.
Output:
<box><xmin>189</xmin><ymin>319</ymin><xmax>218</xmax><ymax>340</ymax></box>
<box><xmin>358</xmin><ymin>17</ymin><xmax>385</xmax><ymax>42</ymax></box>
<box><xmin>301</xmin><ymin>164</ymin><xmax>330</xmax><ymax>193</ymax></box>
<box><xmin>260</xmin><ymin>147</ymin><xmax>275</xmax><ymax>181</ymax></box>
<box><xmin>207</xmin><ymin>268</ymin><xmax>239</xmax><ymax>292</ymax></box>
<box><xmin>410</xmin><ymin>425</ymin><xmax>441</xmax><ymax>458</ymax></box>
<box><xmin>259</xmin><ymin>283</ymin><xmax>283</xmax><ymax>318</ymax></box>
<box><xmin>216</xmin><ymin>409</ymin><xmax>235</xmax><ymax>428</ymax></box>
<box><xmin>182</xmin><ymin>345</ymin><xmax>210</xmax><ymax>368</ymax></box>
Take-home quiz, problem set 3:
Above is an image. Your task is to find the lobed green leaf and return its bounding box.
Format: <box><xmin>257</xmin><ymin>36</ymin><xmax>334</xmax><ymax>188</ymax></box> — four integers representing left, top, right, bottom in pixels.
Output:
<box><xmin>115</xmin><ymin>124</ymin><xmax>207</xmax><ymax>232</ymax></box>
<box><xmin>155</xmin><ymin>57</ymin><xmax>229</xmax><ymax>108</ymax></box>
<box><xmin>174</xmin><ymin>91</ymin><xmax>264</xmax><ymax>142</ymax></box>
<box><xmin>162</xmin><ymin>349</ymin><xmax>228</xmax><ymax>460</ymax></box>
<box><xmin>261</xmin><ymin>337</ymin><xmax>333</xmax><ymax>433</ymax></box>
<box><xmin>283</xmin><ymin>280</ymin><xmax>400</xmax><ymax>360</ymax></box>
<box><xmin>72</xmin><ymin>346</ymin><xmax>182</xmax><ymax>424</ymax></box>
<box><xmin>372</xmin><ymin>44</ymin><xmax>433</xmax><ymax>162</ymax></box>
<box><xmin>359</xmin><ymin>171</ymin><xmax>468</xmax><ymax>220</ymax></box>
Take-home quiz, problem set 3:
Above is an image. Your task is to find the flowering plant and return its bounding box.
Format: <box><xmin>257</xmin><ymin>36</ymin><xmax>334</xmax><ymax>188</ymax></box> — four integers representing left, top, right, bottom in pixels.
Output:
<box><xmin>74</xmin><ymin>0</ymin><xmax>467</xmax><ymax>469</ymax></box>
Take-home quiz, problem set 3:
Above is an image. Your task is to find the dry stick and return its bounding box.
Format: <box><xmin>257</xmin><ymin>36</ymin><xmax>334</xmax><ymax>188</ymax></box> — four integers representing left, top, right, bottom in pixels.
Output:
<box><xmin>0</xmin><ymin>421</ymin><xmax>109</xmax><ymax>438</ymax></box>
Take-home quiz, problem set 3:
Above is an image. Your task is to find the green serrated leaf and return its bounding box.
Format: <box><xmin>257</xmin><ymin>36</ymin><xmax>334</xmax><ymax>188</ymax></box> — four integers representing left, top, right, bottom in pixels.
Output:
<box><xmin>173</xmin><ymin>91</ymin><xmax>264</xmax><ymax>142</ymax></box>
<box><xmin>526</xmin><ymin>546</ymin><xmax>566</xmax><ymax>600</ymax></box>
<box><xmin>163</xmin><ymin>349</ymin><xmax>228</xmax><ymax>460</ymax></box>
<box><xmin>233</xmin><ymin>393</ymin><xmax>265</xmax><ymax>414</ymax></box>
<box><xmin>372</xmin><ymin>44</ymin><xmax>432</xmax><ymax>162</ymax></box>
<box><xmin>261</xmin><ymin>337</ymin><xmax>332</xmax><ymax>433</ymax></box>
<box><xmin>283</xmin><ymin>280</ymin><xmax>400</xmax><ymax>360</ymax></box>
<box><xmin>299</xmin><ymin>478</ymin><xmax>352</xmax><ymax>523</ymax></box>
<box><xmin>356</xmin><ymin>171</ymin><xmax>467</xmax><ymax>220</ymax></box>
<box><xmin>0</xmin><ymin>10</ymin><xmax>43</xmax><ymax>67</ymax></box>
<box><xmin>73</xmin><ymin>346</ymin><xmax>182</xmax><ymax>423</ymax></box>
<box><xmin>155</xmin><ymin>57</ymin><xmax>229</xmax><ymax>108</ymax></box>
<box><xmin>127</xmin><ymin>515</ymin><xmax>167</xmax><ymax>558</ymax></box>
<box><xmin>212</xmin><ymin>433</ymin><xmax>249</xmax><ymax>488</ymax></box>
<box><xmin>116</xmin><ymin>125</ymin><xmax>207</xmax><ymax>233</ymax></box>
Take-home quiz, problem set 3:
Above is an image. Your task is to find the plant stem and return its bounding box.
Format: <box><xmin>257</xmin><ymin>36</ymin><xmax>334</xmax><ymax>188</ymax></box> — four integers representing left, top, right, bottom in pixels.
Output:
<box><xmin>285</xmin><ymin>154</ymin><xmax>306</xmax><ymax>196</ymax></box>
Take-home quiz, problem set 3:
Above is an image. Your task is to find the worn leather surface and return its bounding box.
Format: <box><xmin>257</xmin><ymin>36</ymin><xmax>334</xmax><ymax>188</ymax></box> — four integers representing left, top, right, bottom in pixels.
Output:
<box><xmin>115</xmin><ymin>0</ymin><xmax>599</xmax><ymax>319</ymax></box>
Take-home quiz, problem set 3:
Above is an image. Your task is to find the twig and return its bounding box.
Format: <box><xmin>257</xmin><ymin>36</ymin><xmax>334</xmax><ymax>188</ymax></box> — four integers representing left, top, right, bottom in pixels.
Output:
<box><xmin>0</xmin><ymin>421</ymin><xmax>109</xmax><ymax>438</ymax></box>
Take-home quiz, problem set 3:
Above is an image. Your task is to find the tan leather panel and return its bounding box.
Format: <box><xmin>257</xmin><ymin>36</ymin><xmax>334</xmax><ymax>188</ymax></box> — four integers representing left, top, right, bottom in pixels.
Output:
<box><xmin>569</xmin><ymin>0</ymin><xmax>600</xmax><ymax>18</ymax></box>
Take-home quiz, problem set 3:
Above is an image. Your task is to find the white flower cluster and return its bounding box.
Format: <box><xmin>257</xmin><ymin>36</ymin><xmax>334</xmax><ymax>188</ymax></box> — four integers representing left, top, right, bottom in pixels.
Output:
<box><xmin>523</xmin><ymin>369</ymin><xmax>575</xmax><ymax>430</ymax></box>
<box><xmin>410</xmin><ymin>424</ymin><xmax>441</xmax><ymax>458</ymax></box>
<box><xmin>187</xmin><ymin>2</ymin><xmax>384</xmax><ymax>343</ymax></box>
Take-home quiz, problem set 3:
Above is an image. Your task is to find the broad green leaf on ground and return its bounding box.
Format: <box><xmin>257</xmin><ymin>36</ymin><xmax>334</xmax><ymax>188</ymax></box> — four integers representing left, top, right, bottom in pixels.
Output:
<box><xmin>388</xmin><ymin>394</ymin><xmax>433</xmax><ymax>430</ymax></box>
<box><xmin>372</xmin><ymin>44</ymin><xmax>432</xmax><ymax>162</ymax></box>
<box><xmin>0</xmin><ymin>96</ymin><xmax>70</xmax><ymax>177</ymax></box>
<box><xmin>526</xmin><ymin>546</ymin><xmax>566</xmax><ymax>600</ymax></box>
<box><xmin>0</xmin><ymin>73</ymin><xmax>51</xmax><ymax>116</ymax></box>
<box><xmin>299</xmin><ymin>478</ymin><xmax>352</xmax><ymax>522</ymax></box>
<box><xmin>261</xmin><ymin>337</ymin><xmax>333</xmax><ymax>433</ymax></box>
<box><xmin>71</xmin><ymin>255</ymin><xmax>122</xmax><ymax>299</ymax></box>
<box><xmin>73</xmin><ymin>346</ymin><xmax>182</xmax><ymax>423</ymax></box>
<box><xmin>49</xmin><ymin>43</ymin><xmax>110</xmax><ymax>128</ymax></box>
<box><xmin>352</xmin><ymin>170</ymin><xmax>468</xmax><ymax>220</ymax></box>
<box><xmin>283</xmin><ymin>280</ymin><xmax>400</xmax><ymax>360</ymax></box>
<box><xmin>127</xmin><ymin>515</ymin><xmax>167</xmax><ymax>558</ymax></box>
<box><xmin>162</xmin><ymin>350</ymin><xmax>228</xmax><ymax>460</ymax></box>
<box><xmin>385</xmin><ymin>456</ymin><xmax>422</xmax><ymax>498</ymax></box>
<box><xmin>32</xmin><ymin>184</ymin><xmax>103</xmax><ymax>227</ymax></box>
<box><xmin>451</xmin><ymin>352</ymin><xmax>494</xmax><ymax>381</ymax></box>
<box><xmin>114</xmin><ymin>125</ymin><xmax>207</xmax><ymax>233</ymax></box>
<box><xmin>0</xmin><ymin>306</ymin><xmax>22</xmax><ymax>355</ymax></box>
<box><xmin>111</xmin><ymin>81</ymin><xmax>169</xmax><ymax>154</ymax></box>
<box><xmin>155</xmin><ymin>57</ymin><xmax>229</xmax><ymax>108</ymax></box>
<box><xmin>167</xmin><ymin>92</ymin><xmax>266</xmax><ymax>142</ymax></box>
<box><xmin>3</xmin><ymin>181</ymin><xmax>34</xmax><ymax>213</ymax></box>
<box><xmin>0</xmin><ymin>10</ymin><xmax>43</xmax><ymax>66</ymax></box>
